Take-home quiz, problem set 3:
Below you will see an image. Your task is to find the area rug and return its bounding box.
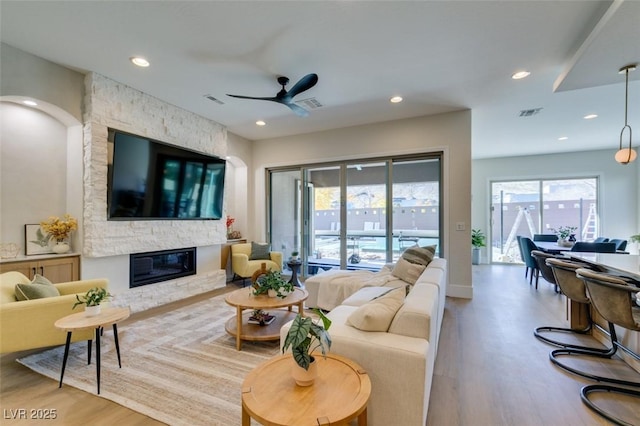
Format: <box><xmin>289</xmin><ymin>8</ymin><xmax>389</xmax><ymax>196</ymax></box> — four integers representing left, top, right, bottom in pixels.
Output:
<box><xmin>17</xmin><ymin>293</ymin><xmax>281</xmax><ymax>425</ymax></box>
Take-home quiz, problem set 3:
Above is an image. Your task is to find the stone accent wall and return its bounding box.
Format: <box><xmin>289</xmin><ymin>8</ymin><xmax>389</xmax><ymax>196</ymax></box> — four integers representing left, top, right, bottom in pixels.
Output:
<box><xmin>82</xmin><ymin>73</ymin><xmax>228</xmax><ymax>310</ymax></box>
<box><xmin>112</xmin><ymin>270</ymin><xmax>227</xmax><ymax>312</ymax></box>
<box><xmin>83</xmin><ymin>73</ymin><xmax>227</xmax><ymax>257</ymax></box>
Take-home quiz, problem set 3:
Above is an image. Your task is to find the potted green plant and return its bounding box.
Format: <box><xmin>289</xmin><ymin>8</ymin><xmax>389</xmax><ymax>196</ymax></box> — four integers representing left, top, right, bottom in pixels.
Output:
<box><xmin>551</xmin><ymin>226</ymin><xmax>577</xmax><ymax>247</ymax></box>
<box><xmin>471</xmin><ymin>229</ymin><xmax>486</xmax><ymax>265</ymax></box>
<box><xmin>630</xmin><ymin>234</ymin><xmax>640</xmax><ymax>253</ymax></box>
<box><xmin>72</xmin><ymin>287</ymin><xmax>112</xmax><ymax>316</ymax></box>
<box><xmin>282</xmin><ymin>309</ymin><xmax>332</xmax><ymax>386</ymax></box>
<box><xmin>252</xmin><ymin>270</ymin><xmax>294</xmax><ymax>298</ymax></box>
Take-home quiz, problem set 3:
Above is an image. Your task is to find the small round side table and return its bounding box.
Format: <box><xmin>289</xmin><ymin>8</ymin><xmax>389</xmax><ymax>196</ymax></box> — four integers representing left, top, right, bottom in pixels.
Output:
<box><xmin>242</xmin><ymin>353</ymin><xmax>371</xmax><ymax>425</ymax></box>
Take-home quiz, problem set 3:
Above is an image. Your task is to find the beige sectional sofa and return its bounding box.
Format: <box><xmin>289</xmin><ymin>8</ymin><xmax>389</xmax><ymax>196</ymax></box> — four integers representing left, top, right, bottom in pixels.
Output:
<box><xmin>281</xmin><ymin>258</ymin><xmax>447</xmax><ymax>426</ymax></box>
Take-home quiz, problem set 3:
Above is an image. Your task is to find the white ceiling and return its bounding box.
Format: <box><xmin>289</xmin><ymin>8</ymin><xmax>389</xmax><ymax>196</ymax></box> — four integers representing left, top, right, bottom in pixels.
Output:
<box><xmin>1</xmin><ymin>1</ymin><xmax>638</xmax><ymax>159</ymax></box>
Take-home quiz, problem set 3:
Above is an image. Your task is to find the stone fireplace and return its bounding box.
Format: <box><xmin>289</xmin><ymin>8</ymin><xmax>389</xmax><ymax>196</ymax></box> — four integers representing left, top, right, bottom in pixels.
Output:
<box><xmin>80</xmin><ymin>73</ymin><xmax>227</xmax><ymax>312</ymax></box>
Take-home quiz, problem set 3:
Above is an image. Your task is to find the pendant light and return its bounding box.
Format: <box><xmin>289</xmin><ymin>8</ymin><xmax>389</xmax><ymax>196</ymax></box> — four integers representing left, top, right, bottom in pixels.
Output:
<box><xmin>615</xmin><ymin>64</ymin><xmax>637</xmax><ymax>164</ymax></box>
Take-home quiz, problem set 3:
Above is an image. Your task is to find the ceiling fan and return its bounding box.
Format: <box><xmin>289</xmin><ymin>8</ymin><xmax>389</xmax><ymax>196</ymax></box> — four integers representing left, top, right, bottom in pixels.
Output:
<box><xmin>227</xmin><ymin>73</ymin><xmax>318</xmax><ymax>117</ymax></box>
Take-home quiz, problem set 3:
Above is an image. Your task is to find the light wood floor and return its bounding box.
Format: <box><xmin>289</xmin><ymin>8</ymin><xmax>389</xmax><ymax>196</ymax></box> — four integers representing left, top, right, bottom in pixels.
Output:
<box><xmin>2</xmin><ymin>266</ymin><xmax>639</xmax><ymax>425</ymax></box>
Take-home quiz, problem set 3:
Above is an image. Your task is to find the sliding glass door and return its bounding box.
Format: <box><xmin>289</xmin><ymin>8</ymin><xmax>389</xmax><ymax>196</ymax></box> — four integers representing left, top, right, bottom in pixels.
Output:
<box><xmin>268</xmin><ymin>153</ymin><xmax>442</xmax><ymax>278</ymax></box>
<box><xmin>490</xmin><ymin>177</ymin><xmax>598</xmax><ymax>263</ymax></box>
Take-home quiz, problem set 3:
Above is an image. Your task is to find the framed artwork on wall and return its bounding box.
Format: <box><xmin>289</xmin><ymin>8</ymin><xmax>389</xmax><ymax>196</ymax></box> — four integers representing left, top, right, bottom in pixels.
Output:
<box><xmin>25</xmin><ymin>224</ymin><xmax>53</xmax><ymax>255</ymax></box>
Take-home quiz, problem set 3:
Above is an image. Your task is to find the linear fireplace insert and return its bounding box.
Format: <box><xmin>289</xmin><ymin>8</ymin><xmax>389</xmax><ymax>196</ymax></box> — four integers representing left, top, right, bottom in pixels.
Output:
<box><xmin>130</xmin><ymin>247</ymin><xmax>196</xmax><ymax>288</ymax></box>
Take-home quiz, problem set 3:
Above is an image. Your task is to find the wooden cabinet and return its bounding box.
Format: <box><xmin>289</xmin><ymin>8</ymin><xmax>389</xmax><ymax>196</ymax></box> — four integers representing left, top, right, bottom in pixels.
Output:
<box><xmin>0</xmin><ymin>255</ymin><xmax>80</xmax><ymax>283</ymax></box>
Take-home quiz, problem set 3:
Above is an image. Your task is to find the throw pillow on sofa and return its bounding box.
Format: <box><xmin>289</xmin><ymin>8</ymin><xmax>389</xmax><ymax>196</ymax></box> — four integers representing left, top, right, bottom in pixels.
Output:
<box><xmin>401</xmin><ymin>245</ymin><xmax>436</xmax><ymax>267</ymax></box>
<box><xmin>391</xmin><ymin>257</ymin><xmax>426</xmax><ymax>285</ymax></box>
<box><xmin>346</xmin><ymin>287</ymin><xmax>405</xmax><ymax>332</ymax></box>
<box><xmin>15</xmin><ymin>274</ymin><xmax>60</xmax><ymax>301</ymax></box>
<box><xmin>249</xmin><ymin>242</ymin><xmax>271</xmax><ymax>260</ymax></box>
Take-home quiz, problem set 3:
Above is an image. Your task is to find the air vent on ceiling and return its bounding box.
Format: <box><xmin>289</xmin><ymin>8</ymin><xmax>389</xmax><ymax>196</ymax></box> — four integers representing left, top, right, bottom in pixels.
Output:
<box><xmin>519</xmin><ymin>108</ymin><xmax>542</xmax><ymax>117</ymax></box>
<box><xmin>203</xmin><ymin>94</ymin><xmax>224</xmax><ymax>105</ymax></box>
<box><xmin>295</xmin><ymin>97</ymin><xmax>323</xmax><ymax>109</ymax></box>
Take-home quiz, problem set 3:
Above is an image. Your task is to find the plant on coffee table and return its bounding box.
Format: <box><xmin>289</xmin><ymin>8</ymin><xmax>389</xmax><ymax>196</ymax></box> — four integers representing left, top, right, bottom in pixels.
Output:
<box><xmin>252</xmin><ymin>270</ymin><xmax>293</xmax><ymax>298</ymax></box>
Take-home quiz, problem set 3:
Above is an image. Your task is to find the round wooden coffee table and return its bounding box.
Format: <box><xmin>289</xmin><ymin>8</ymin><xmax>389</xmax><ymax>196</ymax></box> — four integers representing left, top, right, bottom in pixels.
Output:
<box><xmin>224</xmin><ymin>287</ymin><xmax>308</xmax><ymax>351</ymax></box>
<box><xmin>242</xmin><ymin>353</ymin><xmax>371</xmax><ymax>425</ymax></box>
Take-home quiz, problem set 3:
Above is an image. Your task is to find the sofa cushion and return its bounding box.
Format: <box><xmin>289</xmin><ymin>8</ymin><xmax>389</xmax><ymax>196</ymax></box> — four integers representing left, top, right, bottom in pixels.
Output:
<box><xmin>392</xmin><ymin>257</ymin><xmax>427</xmax><ymax>285</ymax></box>
<box><xmin>342</xmin><ymin>286</ymin><xmax>397</xmax><ymax>307</ymax></box>
<box><xmin>346</xmin><ymin>287</ymin><xmax>405</xmax><ymax>332</ymax></box>
<box><xmin>401</xmin><ymin>245</ymin><xmax>436</xmax><ymax>267</ymax></box>
<box><xmin>249</xmin><ymin>242</ymin><xmax>271</xmax><ymax>260</ymax></box>
<box><xmin>15</xmin><ymin>274</ymin><xmax>60</xmax><ymax>301</ymax></box>
<box><xmin>388</xmin><ymin>283</ymin><xmax>438</xmax><ymax>340</ymax></box>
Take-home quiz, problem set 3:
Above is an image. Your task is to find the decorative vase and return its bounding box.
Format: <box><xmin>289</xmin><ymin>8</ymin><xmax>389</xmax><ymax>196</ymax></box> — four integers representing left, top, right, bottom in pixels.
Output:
<box><xmin>52</xmin><ymin>240</ymin><xmax>70</xmax><ymax>254</ymax></box>
<box><xmin>85</xmin><ymin>305</ymin><xmax>101</xmax><ymax>317</ymax></box>
<box><xmin>557</xmin><ymin>239</ymin><xmax>573</xmax><ymax>248</ymax></box>
<box><xmin>291</xmin><ymin>356</ymin><xmax>317</xmax><ymax>386</ymax></box>
<box><xmin>267</xmin><ymin>289</ymin><xmax>277</xmax><ymax>298</ymax></box>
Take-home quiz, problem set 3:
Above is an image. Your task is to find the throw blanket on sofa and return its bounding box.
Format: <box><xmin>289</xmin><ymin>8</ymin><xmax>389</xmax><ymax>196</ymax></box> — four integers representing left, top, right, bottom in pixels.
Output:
<box><xmin>316</xmin><ymin>267</ymin><xmax>407</xmax><ymax>311</ymax></box>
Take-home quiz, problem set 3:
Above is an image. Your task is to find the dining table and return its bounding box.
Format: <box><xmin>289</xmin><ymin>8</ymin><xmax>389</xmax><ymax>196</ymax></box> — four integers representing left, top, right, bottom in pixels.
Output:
<box><xmin>532</xmin><ymin>241</ymin><xmax>573</xmax><ymax>254</ymax></box>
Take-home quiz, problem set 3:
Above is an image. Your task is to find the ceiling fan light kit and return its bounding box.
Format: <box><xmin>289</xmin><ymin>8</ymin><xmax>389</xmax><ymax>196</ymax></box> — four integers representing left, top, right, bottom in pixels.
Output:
<box><xmin>227</xmin><ymin>73</ymin><xmax>318</xmax><ymax>117</ymax></box>
<box><xmin>615</xmin><ymin>64</ymin><xmax>637</xmax><ymax>165</ymax></box>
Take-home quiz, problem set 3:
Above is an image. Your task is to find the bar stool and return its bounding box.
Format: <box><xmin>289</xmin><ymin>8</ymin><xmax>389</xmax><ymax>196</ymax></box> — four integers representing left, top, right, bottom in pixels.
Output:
<box><xmin>576</xmin><ymin>268</ymin><xmax>640</xmax><ymax>426</ymax></box>
<box><xmin>534</xmin><ymin>258</ymin><xmax>606</xmax><ymax>352</ymax></box>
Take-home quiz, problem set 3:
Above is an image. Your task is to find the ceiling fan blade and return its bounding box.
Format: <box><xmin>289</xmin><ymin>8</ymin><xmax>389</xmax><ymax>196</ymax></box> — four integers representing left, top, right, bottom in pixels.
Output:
<box><xmin>226</xmin><ymin>94</ymin><xmax>278</xmax><ymax>101</ymax></box>
<box><xmin>285</xmin><ymin>73</ymin><xmax>318</xmax><ymax>99</ymax></box>
<box><xmin>285</xmin><ymin>102</ymin><xmax>310</xmax><ymax>117</ymax></box>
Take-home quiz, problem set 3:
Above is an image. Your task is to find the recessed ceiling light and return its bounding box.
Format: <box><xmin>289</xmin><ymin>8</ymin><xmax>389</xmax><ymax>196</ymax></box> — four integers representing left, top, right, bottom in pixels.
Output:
<box><xmin>256</xmin><ymin>120</ymin><xmax>266</xmax><ymax>126</ymax></box>
<box><xmin>390</xmin><ymin>96</ymin><xmax>403</xmax><ymax>103</ymax></box>
<box><xmin>130</xmin><ymin>57</ymin><xmax>150</xmax><ymax>67</ymax></box>
<box><xmin>584</xmin><ymin>114</ymin><xmax>598</xmax><ymax>120</ymax></box>
<box><xmin>558</xmin><ymin>136</ymin><xmax>568</xmax><ymax>141</ymax></box>
<box><xmin>22</xmin><ymin>100</ymin><xmax>38</xmax><ymax>106</ymax></box>
<box><xmin>511</xmin><ymin>71</ymin><xmax>531</xmax><ymax>80</ymax></box>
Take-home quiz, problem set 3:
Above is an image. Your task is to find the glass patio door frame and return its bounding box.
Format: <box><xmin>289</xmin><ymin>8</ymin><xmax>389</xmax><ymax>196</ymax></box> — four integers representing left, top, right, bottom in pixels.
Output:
<box><xmin>267</xmin><ymin>152</ymin><xmax>443</xmax><ymax>277</ymax></box>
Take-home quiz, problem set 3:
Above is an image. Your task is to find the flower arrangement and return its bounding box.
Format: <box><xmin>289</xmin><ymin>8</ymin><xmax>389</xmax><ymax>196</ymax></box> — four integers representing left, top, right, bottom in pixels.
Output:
<box><xmin>40</xmin><ymin>214</ymin><xmax>78</xmax><ymax>242</ymax></box>
<box><xmin>226</xmin><ymin>215</ymin><xmax>241</xmax><ymax>239</ymax></box>
<box><xmin>226</xmin><ymin>215</ymin><xmax>235</xmax><ymax>230</ymax></box>
<box><xmin>551</xmin><ymin>226</ymin><xmax>577</xmax><ymax>240</ymax></box>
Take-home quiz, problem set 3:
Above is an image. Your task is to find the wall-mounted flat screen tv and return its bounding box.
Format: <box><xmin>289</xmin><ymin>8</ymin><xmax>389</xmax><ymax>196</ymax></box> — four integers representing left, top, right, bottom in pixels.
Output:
<box><xmin>107</xmin><ymin>129</ymin><xmax>225</xmax><ymax>220</ymax></box>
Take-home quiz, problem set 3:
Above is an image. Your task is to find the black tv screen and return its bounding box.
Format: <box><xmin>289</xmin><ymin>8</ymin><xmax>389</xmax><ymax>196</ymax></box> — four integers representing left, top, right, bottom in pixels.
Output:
<box><xmin>107</xmin><ymin>129</ymin><xmax>225</xmax><ymax>220</ymax></box>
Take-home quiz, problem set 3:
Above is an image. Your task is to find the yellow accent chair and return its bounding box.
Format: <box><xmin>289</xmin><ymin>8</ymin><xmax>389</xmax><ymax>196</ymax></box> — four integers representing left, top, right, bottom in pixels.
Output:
<box><xmin>0</xmin><ymin>271</ymin><xmax>109</xmax><ymax>353</ymax></box>
<box><xmin>231</xmin><ymin>243</ymin><xmax>282</xmax><ymax>283</ymax></box>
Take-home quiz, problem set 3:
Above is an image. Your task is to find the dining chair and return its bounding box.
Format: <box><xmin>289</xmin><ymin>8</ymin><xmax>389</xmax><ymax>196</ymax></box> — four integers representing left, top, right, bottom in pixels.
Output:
<box><xmin>570</xmin><ymin>242</ymin><xmax>616</xmax><ymax>253</ymax></box>
<box><xmin>593</xmin><ymin>237</ymin><xmax>609</xmax><ymax>243</ymax></box>
<box><xmin>516</xmin><ymin>236</ymin><xmax>528</xmax><ymax>279</ymax></box>
<box><xmin>533</xmin><ymin>234</ymin><xmax>558</xmax><ymax>242</ymax></box>
<box><xmin>530</xmin><ymin>250</ymin><xmax>558</xmax><ymax>291</ymax></box>
<box><xmin>609</xmin><ymin>239</ymin><xmax>627</xmax><ymax>251</ymax></box>
<box><xmin>575</xmin><ymin>268</ymin><xmax>640</xmax><ymax>425</ymax></box>
<box><xmin>519</xmin><ymin>237</ymin><xmax>539</xmax><ymax>286</ymax></box>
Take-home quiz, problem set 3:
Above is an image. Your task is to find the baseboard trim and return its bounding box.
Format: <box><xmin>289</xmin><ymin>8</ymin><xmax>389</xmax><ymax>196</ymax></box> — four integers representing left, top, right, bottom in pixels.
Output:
<box><xmin>446</xmin><ymin>283</ymin><xmax>473</xmax><ymax>299</ymax></box>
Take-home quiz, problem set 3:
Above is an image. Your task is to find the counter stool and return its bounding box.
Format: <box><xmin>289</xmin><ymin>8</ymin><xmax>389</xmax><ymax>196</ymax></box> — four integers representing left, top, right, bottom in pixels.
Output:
<box><xmin>534</xmin><ymin>258</ymin><xmax>605</xmax><ymax>352</ymax></box>
<box><xmin>576</xmin><ymin>268</ymin><xmax>640</xmax><ymax>425</ymax></box>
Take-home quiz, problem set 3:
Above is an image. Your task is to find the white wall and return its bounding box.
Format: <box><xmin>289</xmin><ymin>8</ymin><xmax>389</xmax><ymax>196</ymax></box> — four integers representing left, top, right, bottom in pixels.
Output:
<box><xmin>472</xmin><ymin>149</ymin><xmax>640</xmax><ymax>261</ymax></box>
<box><xmin>0</xmin><ymin>103</ymin><xmax>69</xmax><ymax>246</ymax></box>
<box><xmin>252</xmin><ymin>110</ymin><xmax>473</xmax><ymax>298</ymax></box>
